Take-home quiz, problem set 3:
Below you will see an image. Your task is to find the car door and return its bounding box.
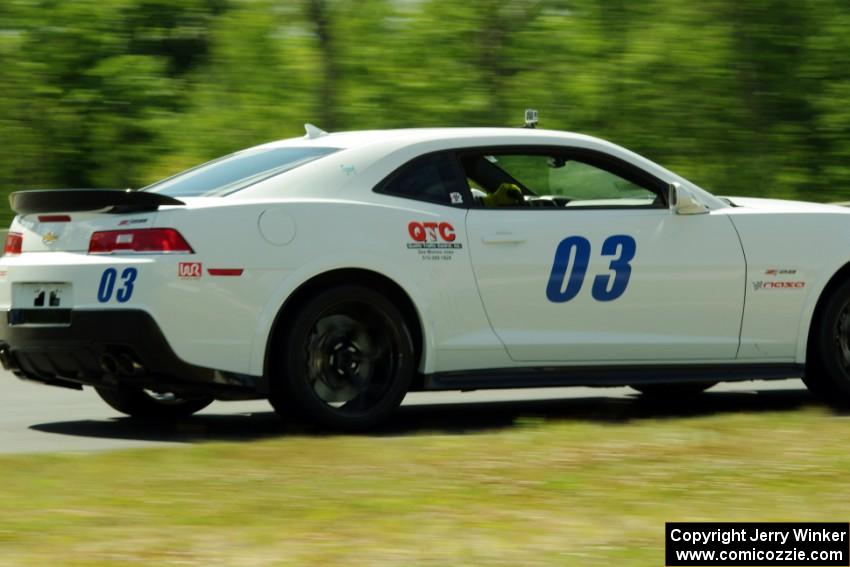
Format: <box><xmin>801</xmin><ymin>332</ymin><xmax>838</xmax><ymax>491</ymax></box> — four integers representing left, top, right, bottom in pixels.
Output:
<box><xmin>462</xmin><ymin>148</ymin><xmax>746</xmax><ymax>363</ymax></box>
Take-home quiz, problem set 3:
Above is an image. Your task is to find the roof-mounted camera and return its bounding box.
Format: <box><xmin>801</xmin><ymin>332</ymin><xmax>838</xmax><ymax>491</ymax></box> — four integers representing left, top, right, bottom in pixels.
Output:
<box><xmin>523</xmin><ymin>109</ymin><xmax>538</xmax><ymax>129</ymax></box>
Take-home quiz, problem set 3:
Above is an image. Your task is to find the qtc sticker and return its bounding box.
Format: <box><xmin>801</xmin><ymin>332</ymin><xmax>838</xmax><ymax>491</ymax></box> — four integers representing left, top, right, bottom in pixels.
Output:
<box><xmin>178</xmin><ymin>262</ymin><xmax>202</xmax><ymax>279</ymax></box>
<box><xmin>408</xmin><ymin>221</ymin><xmax>456</xmax><ymax>243</ymax></box>
<box><xmin>407</xmin><ymin>221</ymin><xmax>462</xmax><ymax>262</ymax></box>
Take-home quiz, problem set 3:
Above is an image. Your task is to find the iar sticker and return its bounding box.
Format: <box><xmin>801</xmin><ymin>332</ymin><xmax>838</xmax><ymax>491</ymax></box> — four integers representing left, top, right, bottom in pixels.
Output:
<box><xmin>179</xmin><ymin>262</ymin><xmax>202</xmax><ymax>279</ymax></box>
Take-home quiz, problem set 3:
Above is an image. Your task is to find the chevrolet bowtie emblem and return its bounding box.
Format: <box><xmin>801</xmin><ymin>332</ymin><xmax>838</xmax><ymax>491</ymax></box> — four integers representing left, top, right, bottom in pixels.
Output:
<box><xmin>42</xmin><ymin>232</ymin><xmax>59</xmax><ymax>245</ymax></box>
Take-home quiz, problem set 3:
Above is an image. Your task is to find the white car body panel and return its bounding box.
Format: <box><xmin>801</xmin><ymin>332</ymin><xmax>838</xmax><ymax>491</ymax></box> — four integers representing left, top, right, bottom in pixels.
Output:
<box><xmin>717</xmin><ymin>198</ymin><xmax>850</xmax><ymax>363</ymax></box>
<box><xmin>467</xmin><ymin>208</ymin><xmax>746</xmax><ymax>362</ymax></box>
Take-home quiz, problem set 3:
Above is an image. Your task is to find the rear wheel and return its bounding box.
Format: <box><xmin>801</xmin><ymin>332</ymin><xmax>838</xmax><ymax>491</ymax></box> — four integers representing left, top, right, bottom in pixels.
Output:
<box><xmin>95</xmin><ymin>386</ymin><xmax>213</xmax><ymax>419</ymax></box>
<box><xmin>806</xmin><ymin>279</ymin><xmax>850</xmax><ymax>406</ymax></box>
<box><xmin>269</xmin><ymin>285</ymin><xmax>415</xmax><ymax>430</ymax></box>
<box><xmin>630</xmin><ymin>382</ymin><xmax>716</xmax><ymax>397</ymax></box>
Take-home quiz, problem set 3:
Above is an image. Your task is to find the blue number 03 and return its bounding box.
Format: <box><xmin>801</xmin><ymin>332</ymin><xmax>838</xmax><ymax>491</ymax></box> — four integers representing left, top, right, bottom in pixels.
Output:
<box><xmin>97</xmin><ymin>267</ymin><xmax>138</xmax><ymax>303</ymax></box>
<box><xmin>591</xmin><ymin>235</ymin><xmax>636</xmax><ymax>301</ymax></box>
<box><xmin>545</xmin><ymin>236</ymin><xmax>592</xmax><ymax>302</ymax></box>
<box><xmin>546</xmin><ymin>235</ymin><xmax>636</xmax><ymax>303</ymax></box>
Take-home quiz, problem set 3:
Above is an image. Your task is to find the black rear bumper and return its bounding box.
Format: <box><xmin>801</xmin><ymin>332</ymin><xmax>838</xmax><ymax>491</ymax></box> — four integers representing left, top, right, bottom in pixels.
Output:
<box><xmin>0</xmin><ymin>309</ymin><xmax>266</xmax><ymax>399</ymax></box>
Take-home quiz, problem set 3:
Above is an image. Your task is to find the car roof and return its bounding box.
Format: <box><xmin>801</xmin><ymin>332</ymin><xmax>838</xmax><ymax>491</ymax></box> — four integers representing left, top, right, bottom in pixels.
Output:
<box><xmin>255</xmin><ymin>127</ymin><xmax>608</xmax><ymax>151</ymax></box>
<box><xmin>237</xmin><ymin>126</ymin><xmax>728</xmax><ymax>209</ymax></box>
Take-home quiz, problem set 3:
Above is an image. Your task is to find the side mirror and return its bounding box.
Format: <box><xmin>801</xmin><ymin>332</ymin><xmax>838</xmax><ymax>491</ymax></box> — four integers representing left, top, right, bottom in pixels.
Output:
<box><xmin>669</xmin><ymin>183</ymin><xmax>709</xmax><ymax>215</ymax></box>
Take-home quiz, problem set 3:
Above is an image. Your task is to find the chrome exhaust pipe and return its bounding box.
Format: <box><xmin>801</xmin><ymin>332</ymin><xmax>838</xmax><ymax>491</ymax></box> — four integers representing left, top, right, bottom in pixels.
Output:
<box><xmin>0</xmin><ymin>346</ymin><xmax>11</xmax><ymax>370</ymax></box>
<box><xmin>100</xmin><ymin>353</ymin><xmax>118</xmax><ymax>375</ymax></box>
<box><xmin>116</xmin><ymin>353</ymin><xmax>142</xmax><ymax>376</ymax></box>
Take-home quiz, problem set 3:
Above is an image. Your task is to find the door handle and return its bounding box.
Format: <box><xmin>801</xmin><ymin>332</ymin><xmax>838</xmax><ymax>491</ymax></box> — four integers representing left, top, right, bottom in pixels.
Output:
<box><xmin>482</xmin><ymin>231</ymin><xmax>526</xmax><ymax>244</ymax></box>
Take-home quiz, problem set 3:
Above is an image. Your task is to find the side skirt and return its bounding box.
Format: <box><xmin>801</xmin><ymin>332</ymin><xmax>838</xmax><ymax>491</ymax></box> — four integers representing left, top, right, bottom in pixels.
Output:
<box><xmin>423</xmin><ymin>363</ymin><xmax>804</xmax><ymax>391</ymax></box>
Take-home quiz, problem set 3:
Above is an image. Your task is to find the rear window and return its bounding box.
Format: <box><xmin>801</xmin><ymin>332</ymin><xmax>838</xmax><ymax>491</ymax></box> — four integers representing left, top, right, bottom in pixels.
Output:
<box><xmin>144</xmin><ymin>146</ymin><xmax>339</xmax><ymax>197</ymax></box>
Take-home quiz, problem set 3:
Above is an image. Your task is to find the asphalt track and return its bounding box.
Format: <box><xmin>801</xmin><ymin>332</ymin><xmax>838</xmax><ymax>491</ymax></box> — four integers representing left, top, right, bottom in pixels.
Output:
<box><xmin>0</xmin><ymin>369</ymin><xmax>815</xmax><ymax>454</ymax></box>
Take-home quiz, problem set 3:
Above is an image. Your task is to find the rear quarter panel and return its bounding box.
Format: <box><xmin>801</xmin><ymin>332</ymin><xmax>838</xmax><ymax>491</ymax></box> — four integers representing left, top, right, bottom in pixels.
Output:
<box><xmin>155</xmin><ymin>195</ymin><xmax>505</xmax><ymax>377</ymax></box>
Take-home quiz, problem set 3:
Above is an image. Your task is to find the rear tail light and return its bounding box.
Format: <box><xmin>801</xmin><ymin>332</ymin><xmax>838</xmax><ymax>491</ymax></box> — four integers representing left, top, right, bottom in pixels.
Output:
<box><xmin>3</xmin><ymin>232</ymin><xmax>22</xmax><ymax>256</ymax></box>
<box><xmin>38</xmin><ymin>215</ymin><xmax>71</xmax><ymax>223</ymax></box>
<box><xmin>88</xmin><ymin>228</ymin><xmax>194</xmax><ymax>254</ymax></box>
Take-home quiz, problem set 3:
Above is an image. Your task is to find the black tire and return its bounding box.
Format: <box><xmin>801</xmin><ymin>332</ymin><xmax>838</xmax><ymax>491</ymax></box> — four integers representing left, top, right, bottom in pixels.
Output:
<box><xmin>806</xmin><ymin>279</ymin><xmax>850</xmax><ymax>406</ymax></box>
<box><xmin>630</xmin><ymin>382</ymin><xmax>716</xmax><ymax>397</ymax></box>
<box><xmin>269</xmin><ymin>284</ymin><xmax>415</xmax><ymax>430</ymax></box>
<box><xmin>95</xmin><ymin>386</ymin><xmax>213</xmax><ymax>419</ymax></box>
<box><xmin>802</xmin><ymin>358</ymin><xmax>833</xmax><ymax>400</ymax></box>
<box><xmin>802</xmin><ymin>372</ymin><xmax>832</xmax><ymax>400</ymax></box>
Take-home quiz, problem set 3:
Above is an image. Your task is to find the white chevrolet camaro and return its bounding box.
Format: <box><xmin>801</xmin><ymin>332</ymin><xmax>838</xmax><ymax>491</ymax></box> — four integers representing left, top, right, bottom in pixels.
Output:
<box><xmin>2</xmin><ymin>124</ymin><xmax>850</xmax><ymax>429</ymax></box>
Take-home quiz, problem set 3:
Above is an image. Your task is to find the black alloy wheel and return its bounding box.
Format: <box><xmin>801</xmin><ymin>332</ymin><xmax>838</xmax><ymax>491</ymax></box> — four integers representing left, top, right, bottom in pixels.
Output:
<box><xmin>270</xmin><ymin>285</ymin><xmax>415</xmax><ymax>430</ymax></box>
<box><xmin>807</xmin><ymin>278</ymin><xmax>850</xmax><ymax>406</ymax></box>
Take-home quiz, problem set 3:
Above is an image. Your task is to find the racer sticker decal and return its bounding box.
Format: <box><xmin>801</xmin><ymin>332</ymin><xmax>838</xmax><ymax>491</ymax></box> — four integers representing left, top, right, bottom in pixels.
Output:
<box><xmin>179</xmin><ymin>262</ymin><xmax>203</xmax><ymax>279</ymax></box>
<box><xmin>547</xmin><ymin>235</ymin><xmax>636</xmax><ymax>303</ymax></box>
<box><xmin>752</xmin><ymin>280</ymin><xmax>805</xmax><ymax>290</ymax></box>
<box><xmin>754</xmin><ymin>268</ymin><xmax>804</xmax><ymax>290</ymax></box>
<box><xmin>118</xmin><ymin>218</ymin><xmax>150</xmax><ymax>226</ymax></box>
<box><xmin>406</xmin><ymin>221</ymin><xmax>462</xmax><ymax>261</ymax></box>
<box><xmin>97</xmin><ymin>267</ymin><xmax>137</xmax><ymax>303</ymax></box>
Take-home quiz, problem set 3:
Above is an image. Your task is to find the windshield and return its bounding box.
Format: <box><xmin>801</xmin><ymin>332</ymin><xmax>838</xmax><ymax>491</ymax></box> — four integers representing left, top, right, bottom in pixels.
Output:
<box><xmin>144</xmin><ymin>146</ymin><xmax>339</xmax><ymax>197</ymax></box>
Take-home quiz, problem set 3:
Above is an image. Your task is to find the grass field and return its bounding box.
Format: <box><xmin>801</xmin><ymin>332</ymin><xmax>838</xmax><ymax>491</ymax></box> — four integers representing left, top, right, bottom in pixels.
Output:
<box><xmin>0</xmin><ymin>403</ymin><xmax>848</xmax><ymax>566</ymax></box>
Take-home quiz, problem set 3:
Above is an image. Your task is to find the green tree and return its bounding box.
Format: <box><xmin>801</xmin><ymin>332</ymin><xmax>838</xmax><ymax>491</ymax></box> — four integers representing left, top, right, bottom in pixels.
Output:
<box><xmin>3</xmin><ymin>0</ymin><xmax>850</xmax><ymax>227</ymax></box>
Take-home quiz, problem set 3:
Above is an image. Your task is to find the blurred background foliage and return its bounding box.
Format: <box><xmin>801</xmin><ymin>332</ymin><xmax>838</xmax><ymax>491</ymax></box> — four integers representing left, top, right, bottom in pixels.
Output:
<box><xmin>1</xmin><ymin>0</ymin><xmax>850</xmax><ymax>224</ymax></box>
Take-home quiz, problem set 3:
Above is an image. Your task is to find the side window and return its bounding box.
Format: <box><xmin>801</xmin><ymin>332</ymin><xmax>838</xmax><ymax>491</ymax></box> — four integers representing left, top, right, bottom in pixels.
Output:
<box><xmin>547</xmin><ymin>160</ymin><xmax>655</xmax><ymax>202</ymax></box>
<box><xmin>460</xmin><ymin>151</ymin><xmax>664</xmax><ymax>209</ymax></box>
<box><xmin>375</xmin><ymin>152</ymin><xmax>467</xmax><ymax>206</ymax></box>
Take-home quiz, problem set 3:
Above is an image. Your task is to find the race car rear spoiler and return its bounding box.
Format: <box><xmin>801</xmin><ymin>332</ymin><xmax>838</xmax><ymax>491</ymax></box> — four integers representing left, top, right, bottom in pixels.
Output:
<box><xmin>9</xmin><ymin>189</ymin><xmax>185</xmax><ymax>215</ymax></box>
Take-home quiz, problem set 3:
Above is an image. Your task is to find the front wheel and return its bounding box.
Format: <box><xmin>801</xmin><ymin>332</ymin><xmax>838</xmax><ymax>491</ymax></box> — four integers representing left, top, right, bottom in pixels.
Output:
<box><xmin>95</xmin><ymin>386</ymin><xmax>213</xmax><ymax>419</ymax></box>
<box><xmin>806</xmin><ymin>279</ymin><xmax>850</xmax><ymax>406</ymax></box>
<box><xmin>269</xmin><ymin>285</ymin><xmax>415</xmax><ymax>430</ymax></box>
